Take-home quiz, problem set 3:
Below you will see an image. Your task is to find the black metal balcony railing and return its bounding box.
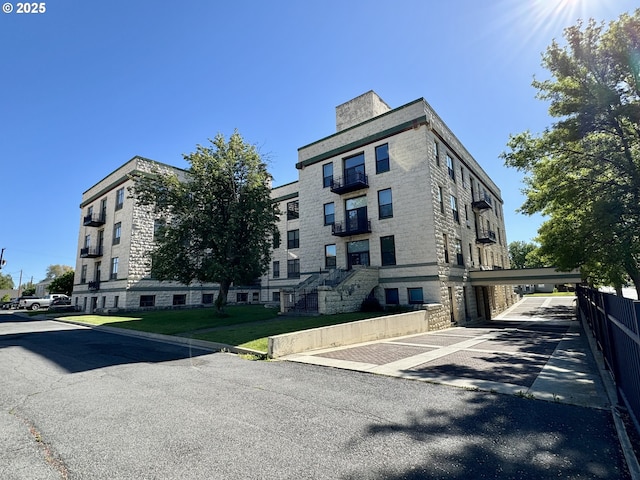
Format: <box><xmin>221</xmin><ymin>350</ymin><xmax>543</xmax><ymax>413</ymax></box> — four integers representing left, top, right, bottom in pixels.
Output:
<box><xmin>80</xmin><ymin>246</ymin><xmax>103</xmax><ymax>258</ymax></box>
<box><xmin>332</xmin><ymin>219</ymin><xmax>372</xmax><ymax>237</ymax></box>
<box><xmin>476</xmin><ymin>229</ymin><xmax>497</xmax><ymax>244</ymax></box>
<box><xmin>88</xmin><ymin>280</ymin><xmax>100</xmax><ymax>290</ymax></box>
<box><xmin>330</xmin><ymin>171</ymin><xmax>369</xmax><ymax>194</ymax></box>
<box><xmin>83</xmin><ymin>214</ymin><xmax>106</xmax><ymax>227</ymax></box>
<box><xmin>472</xmin><ymin>193</ymin><xmax>493</xmax><ymax>211</ymax></box>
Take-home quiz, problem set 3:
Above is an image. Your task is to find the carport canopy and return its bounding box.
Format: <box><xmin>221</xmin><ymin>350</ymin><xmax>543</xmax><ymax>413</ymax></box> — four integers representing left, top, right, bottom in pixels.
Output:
<box><xmin>469</xmin><ymin>267</ymin><xmax>581</xmax><ymax>286</ymax></box>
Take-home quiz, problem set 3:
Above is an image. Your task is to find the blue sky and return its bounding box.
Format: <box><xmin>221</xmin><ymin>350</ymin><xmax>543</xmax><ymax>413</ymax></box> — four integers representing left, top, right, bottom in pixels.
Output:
<box><xmin>0</xmin><ymin>0</ymin><xmax>635</xmax><ymax>286</ymax></box>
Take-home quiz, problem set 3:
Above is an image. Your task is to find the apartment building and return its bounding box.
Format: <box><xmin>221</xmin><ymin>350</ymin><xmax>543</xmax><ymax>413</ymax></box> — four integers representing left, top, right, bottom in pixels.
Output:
<box><xmin>73</xmin><ymin>91</ymin><xmax>515</xmax><ymax>321</ymax></box>
<box><xmin>72</xmin><ymin>156</ymin><xmax>261</xmax><ymax>312</ymax></box>
<box><xmin>263</xmin><ymin>91</ymin><xmax>515</xmax><ymax>323</ymax></box>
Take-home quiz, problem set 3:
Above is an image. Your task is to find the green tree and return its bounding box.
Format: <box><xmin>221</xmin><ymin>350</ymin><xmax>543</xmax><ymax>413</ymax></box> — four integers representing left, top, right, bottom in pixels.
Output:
<box><xmin>0</xmin><ymin>272</ymin><xmax>14</xmax><ymax>289</ymax></box>
<box><xmin>48</xmin><ymin>270</ymin><xmax>74</xmax><ymax>296</ymax></box>
<box><xmin>44</xmin><ymin>265</ymin><xmax>73</xmax><ymax>280</ymax></box>
<box><xmin>21</xmin><ymin>282</ymin><xmax>35</xmax><ymax>296</ymax></box>
<box><xmin>130</xmin><ymin>131</ymin><xmax>279</xmax><ymax>312</ymax></box>
<box><xmin>502</xmin><ymin>10</ymin><xmax>640</xmax><ymax>297</ymax></box>
<box><xmin>508</xmin><ymin>241</ymin><xmax>546</xmax><ymax>269</ymax></box>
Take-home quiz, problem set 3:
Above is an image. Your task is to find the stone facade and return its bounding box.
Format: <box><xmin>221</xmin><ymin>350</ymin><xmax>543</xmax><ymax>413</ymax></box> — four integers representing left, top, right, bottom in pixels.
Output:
<box><xmin>72</xmin><ymin>156</ymin><xmax>261</xmax><ymax>313</ymax></box>
<box><xmin>264</xmin><ymin>92</ymin><xmax>516</xmax><ymax>323</ymax></box>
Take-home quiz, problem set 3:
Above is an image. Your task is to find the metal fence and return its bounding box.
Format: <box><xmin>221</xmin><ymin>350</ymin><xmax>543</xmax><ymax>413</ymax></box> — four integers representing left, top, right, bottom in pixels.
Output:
<box><xmin>282</xmin><ymin>288</ymin><xmax>318</xmax><ymax>314</ymax></box>
<box><xmin>576</xmin><ymin>286</ymin><xmax>640</xmax><ymax>438</ymax></box>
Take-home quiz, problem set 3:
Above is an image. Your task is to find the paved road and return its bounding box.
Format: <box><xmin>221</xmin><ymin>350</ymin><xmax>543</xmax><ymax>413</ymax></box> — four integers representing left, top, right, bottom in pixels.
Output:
<box><xmin>0</xmin><ymin>310</ymin><xmax>631</xmax><ymax>479</ymax></box>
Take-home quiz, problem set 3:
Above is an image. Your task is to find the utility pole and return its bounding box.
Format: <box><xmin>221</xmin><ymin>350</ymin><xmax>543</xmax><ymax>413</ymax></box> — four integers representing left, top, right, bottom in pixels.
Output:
<box><xmin>0</xmin><ymin>248</ymin><xmax>5</xmax><ymax>269</ymax></box>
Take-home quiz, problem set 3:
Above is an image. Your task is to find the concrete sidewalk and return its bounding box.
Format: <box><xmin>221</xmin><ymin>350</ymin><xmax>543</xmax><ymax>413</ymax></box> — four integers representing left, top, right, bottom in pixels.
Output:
<box><xmin>283</xmin><ymin>296</ymin><xmax>608</xmax><ymax>409</ymax></box>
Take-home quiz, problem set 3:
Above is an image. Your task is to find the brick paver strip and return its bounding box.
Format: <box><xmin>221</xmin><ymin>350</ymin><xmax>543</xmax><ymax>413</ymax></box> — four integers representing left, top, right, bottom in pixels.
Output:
<box><xmin>315</xmin><ymin>343</ymin><xmax>436</xmax><ymax>365</ymax></box>
<box><xmin>391</xmin><ymin>334</ymin><xmax>471</xmax><ymax>347</ymax></box>
<box><xmin>407</xmin><ymin>350</ymin><xmax>549</xmax><ymax>388</ymax></box>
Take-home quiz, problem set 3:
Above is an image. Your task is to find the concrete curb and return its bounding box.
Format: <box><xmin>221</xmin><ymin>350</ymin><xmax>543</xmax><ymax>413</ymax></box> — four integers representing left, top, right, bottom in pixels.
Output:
<box><xmin>48</xmin><ymin>316</ymin><xmax>267</xmax><ymax>358</ymax></box>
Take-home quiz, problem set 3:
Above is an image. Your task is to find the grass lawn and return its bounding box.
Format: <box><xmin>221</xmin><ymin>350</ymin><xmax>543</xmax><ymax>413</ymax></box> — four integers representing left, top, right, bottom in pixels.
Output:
<box><xmin>57</xmin><ymin>305</ymin><xmax>389</xmax><ymax>353</ymax></box>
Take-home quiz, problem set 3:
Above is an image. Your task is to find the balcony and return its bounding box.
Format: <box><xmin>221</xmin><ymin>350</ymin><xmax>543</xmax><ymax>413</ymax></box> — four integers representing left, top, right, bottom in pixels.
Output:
<box><xmin>476</xmin><ymin>229</ymin><xmax>497</xmax><ymax>244</ymax></box>
<box><xmin>88</xmin><ymin>280</ymin><xmax>100</xmax><ymax>291</ymax></box>
<box><xmin>332</xmin><ymin>219</ymin><xmax>371</xmax><ymax>237</ymax></box>
<box><xmin>330</xmin><ymin>172</ymin><xmax>369</xmax><ymax>195</ymax></box>
<box><xmin>472</xmin><ymin>193</ymin><xmax>493</xmax><ymax>211</ymax></box>
<box><xmin>80</xmin><ymin>246</ymin><xmax>103</xmax><ymax>258</ymax></box>
<box><xmin>83</xmin><ymin>214</ymin><xmax>106</xmax><ymax>227</ymax></box>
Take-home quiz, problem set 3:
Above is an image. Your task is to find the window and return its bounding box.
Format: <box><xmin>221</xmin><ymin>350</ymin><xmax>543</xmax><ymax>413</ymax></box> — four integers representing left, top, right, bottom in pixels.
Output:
<box><xmin>323</xmin><ymin>163</ymin><xmax>333</xmax><ymax>188</ymax></box>
<box><xmin>375</xmin><ymin>143</ymin><xmax>389</xmax><ymax>174</ymax></box>
<box><xmin>113</xmin><ymin>222</ymin><xmax>121</xmax><ymax>245</ymax></box>
<box><xmin>87</xmin><ymin>205</ymin><xmax>94</xmax><ymax>218</ymax></box>
<box><xmin>115</xmin><ymin>187</ymin><xmax>124</xmax><ymax>210</ymax></box>
<box><xmin>378</xmin><ymin>189</ymin><xmax>393</xmax><ymax>219</ymax></box>
<box><xmin>81</xmin><ymin>265</ymin><xmax>87</xmax><ymax>283</ymax></box>
<box><xmin>443</xmin><ymin>234</ymin><xmax>449</xmax><ymax>263</ymax></box>
<box><xmin>236</xmin><ymin>293</ymin><xmax>248</xmax><ymax>303</ymax></box>
<box><xmin>385</xmin><ymin>288</ymin><xmax>399</xmax><ymax>305</ymax></box>
<box><xmin>344</xmin><ymin>196</ymin><xmax>369</xmax><ymax>234</ymax></box>
<box><xmin>324</xmin><ymin>203</ymin><xmax>335</xmax><ymax>225</ymax></box>
<box><xmin>102</xmin><ymin>296</ymin><xmax>106</xmax><ymax>308</ymax></box>
<box><xmin>110</xmin><ymin>257</ymin><xmax>119</xmax><ymax>280</ymax></box>
<box><xmin>455</xmin><ymin>239</ymin><xmax>464</xmax><ymax>266</ymax></box>
<box><xmin>252</xmin><ymin>292</ymin><xmax>259</xmax><ymax>302</ymax></box>
<box><xmin>461</xmin><ymin>167</ymin><xmax>466</xmax><ymax>187</ymax></box>
<box><xmin>464</xmin><ymin>204</ymin><xmax>469</xmax><ymax>224</ymax></box>
<box><xmin>450</xmin><ymin>195</ymin><xmax>459</xmax><ymax>223</ymax></box>
<box><xmin>84</xmin><ymin>234</ymin><xmax>91</xmax><ymax>248</ymax></box>
<box><xmin>273</xmin><ymin>261</ymin><xmax>280</xmax><ymax>278</ymax></box>
<box><xmin>114</xmin><ymin>296</ymin><xmax>119</xmax><ymax>308</ymax></box>
<box><xmin>287</xmin><ymin>200</ymin><xmax>299</xmax><ymax>220</ymax></box>
<box><xmin>202</xmin><ymin>294</ymin><xmax>214</xmax><ymax>304</ymax></box>
<box><xmin>272</xmin><ymin>291</ymin><xmax>281</xmax><ymax>302</ymax></box>
<box><xmin>343</xmin><ymin>153</ymin><xmax>365</xmax><ymax>184</ymax></box>
<box><xmin>380</xmin><ymin>235</ymin><xmax>396</xmax><ymax>266</ymax></box>
<box><xmin>347</xmin><ymin>239</ymin><xmax>370</xmax><ymax>268</ymax></box>
<box><xmin>325</xmin><ymin>244</ymin><xmax>336</xmax><ymax>268</ymax></box>
<box><xmin>438</xmin><ymin>186</ymin><xmax>444</xmax><ymax>214</ymax></box>
<box><xmin>173</xmin><ymin>294</ymin><xmax>186</xmax><ymax>306</ymax></box>
<box><xmin>287</xmin><ymin>259</ymin><xmax>300</xmax><ymax>278</ymax></box>
<box><xmin>287</xmin><ymin>229</ymin><xmax>299</xmax><ymax>249</ymax></box>
<box><xmin>140</xmin><ymin>295</ymin><xmax>155</xmax><ymax>307</ymax></box>
<box><xmin>408</xmin><ymin>287</ymin><xmax>424</xmax><ymax>304</ymax></box>
<box><xmin>100</xmin><ymin>198</ymin><xmax>107</xmax><ymax>220</ymax></box>
<box><xmin>272</xmin><ymin>230</ymin><xmax>281</xmax><ymax>249</ymax></box>
<box><xmin>446</xmin><ymin>155</ymin><xmax>455</xmax><ymax>182</ymax></box>
<box><xmin>434</xmin><ymin>140</ymin><xmax>440</xmax><ymax>166</ymax></box>
<box><xmin>154</xmin><ymin>219</ymin><xmax>164</xmax><ymax>240</ymax></box>
<box><xmin>95</xmin><ymin>261</ymin><xmax>101</xmax><ymax>282</ymax></box>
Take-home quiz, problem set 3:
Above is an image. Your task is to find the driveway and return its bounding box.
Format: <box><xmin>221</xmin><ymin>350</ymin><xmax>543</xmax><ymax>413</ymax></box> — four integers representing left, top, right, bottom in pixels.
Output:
<box><xmin>0</xmin><ymin>308</ymin><xmax>631</xmax><ymax>479</ymax></box>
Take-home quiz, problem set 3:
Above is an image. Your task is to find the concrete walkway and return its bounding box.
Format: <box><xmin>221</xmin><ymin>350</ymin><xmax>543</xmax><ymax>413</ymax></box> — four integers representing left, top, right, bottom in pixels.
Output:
<box><xmin>283</xmin><ymin>296</ymin><xmax>610</xmax><ymax>409</ymax></box>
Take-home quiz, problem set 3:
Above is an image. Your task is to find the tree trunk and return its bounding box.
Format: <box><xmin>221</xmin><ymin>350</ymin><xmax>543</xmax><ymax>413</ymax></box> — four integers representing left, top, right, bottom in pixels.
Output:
<box><xmin>215</xmin><ymin>278</ymin><xmax>231</xmax><ymax>313</ymax></box>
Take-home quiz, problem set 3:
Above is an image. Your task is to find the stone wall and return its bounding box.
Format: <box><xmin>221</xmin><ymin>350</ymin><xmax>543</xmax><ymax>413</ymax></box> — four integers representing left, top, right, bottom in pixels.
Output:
<box><xmin>317</xmin><ymin>266</ymin><xmax>379</xmax><ymax>315</ymax></box>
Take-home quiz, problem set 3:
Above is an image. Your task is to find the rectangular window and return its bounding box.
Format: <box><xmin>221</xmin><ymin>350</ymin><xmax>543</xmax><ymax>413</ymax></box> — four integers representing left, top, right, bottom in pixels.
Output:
<box><xmin>323</xmin><ymin>202</ymin><xmax>335</xmax><ymax>225</ymax></box>
<box><xmin>202</xmin><ymin>293</ymin><xmax>214</xmax><ymax>304</ymax></box>
<box><xmin>273</xmin><ymin>261</ymin><xmax>280</xmax><ymax>278</ymax></box>
<box><xmin>443</xmin><ymin>234</ymin><xmax>449</xmax><ymax>263</ymax></box>
<box><xmin>114</xmin><ymin>295</ymin><xmax>119</xmax><ymax>308</ymax></box>
<box><xmin>434</xmin><ymin>140</ymin><xmax>440</xmax><ymax>166</ymax></box>
<box><xmin>380</xmin><ymin>235</ymin><xmax>396</xmax><ymax>266</ymax></box>
<box><xmin>450</xmin><ymin>195</ymin><xmax>459</xmax><ymax>223</ymax></box>
<box><xmin>115</xmin><ymin>187</ymin><xmax>124</xmax><ymax>210</ymax></box>
<box><xmin>408</xmin><ymin>287</ymin><xmax>424</xmax><ymax>305</ymax></box>
<box><xmin>455</xmin><ymin>239</ymin><xmax>464</xmax><ymax>266</ymax></box>
<box><xmin>272</xmin><ymin>230</ymin><xmax>281</xmax><ymax>249</ymax></box>
<box><xmin>323</xmin><ymin>163</ymin><xmax>333</xmax><ymax>188</ymax></box>
<box><xmin>287</xmin><ymin>259</ymin><xmax>300</xmax><ymax>278</ymax></box>
<box><xmin>438</xmin><ymin>187</ymin><xmax>444</xmax><ymax>214</ymax></box>
<box><xmin>272</xmin><ymin>291</ymin><xmax>281</xmax><ymax>302</ymax></box>
<box><xmin>113</xmin><ymin>222</ymin><xmax>121</xmax><ymax>245</ymax></box>
<box><xmin>139</xmin><ymin>295</ymin><xmax>155</xmax><ymax>307</ymax></box>
<box><xmin>343</xmin><ymin>153</ymin><xmax>365</xmax><ymax>184</ymax></box>
<box><xmin>446</xmin><ymin>155</ymin><xmax>455</xmax><ymax>182</ymax></box>
<box><xmin>287</xmin><ymin>200</ymin><xmax>299</xmax><ymax>220</ymax></box>
<box><xmin>378</xmin><ymin>188</ymin><xmax>393</xmax><ymax>219</ymax></box>
<box><xmin>173</xmin><ymin>294</ymin><xmax>186</xmax><ymax>306</ymax></box>
<box><xmin>81</xmin><ymin>265</ymin><xmax>87</xmax><ymax>283</ymax></box>
<box><xmin>385</xmin><ymin>288</ymin><xmax>399</xmax><ymax>305</ymax></box>
<box><xmin>461</xmin><ymin>167</ymin><xmax>466</xmax><ymax>187</ymax></box>
<box><xmin>236</xmin><ymin>293</ymin><xmax>248</xmax><ymax>303</ymax></box>
<box><xmin>102</xmin><ymin>296</ymin><xmax>106</xmax><ymax>308</ymax></box>
<box><xmin>287</xmin><ymin>229</ymin><xmax>299</xmax><ymax>249</ymax></box>
<box><xmin>325</xmin><ymin>244</ymin><xmax>337</xmax><ymax>269</ymax></box>
<box><xmin>100</xmin><ymin>198</ymin><xmax>107</xmax><ymax>220</ymax></box>
<box><xmin>84</xmin><ymin>234</ymin><xmax>91</xmax><ymax>248</ymax></box>
<box><xmin>110</xmin><ymin>257</ymin><xmax>119</xmax><ymax>280</ymax></box>
<box><xmin>252</xmin><ymin>292</ymin><xmax>259</xmax><ymax>302</ymax></box>
<box><xmin>375</xmin><ymin>143</ymin><xmax>389</xmax><ymax>174</ymax></box>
